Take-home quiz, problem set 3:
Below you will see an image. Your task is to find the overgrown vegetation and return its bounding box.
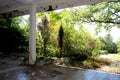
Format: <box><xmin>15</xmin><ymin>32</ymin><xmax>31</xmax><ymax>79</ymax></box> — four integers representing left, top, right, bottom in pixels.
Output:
<box><xmin>0</xmin><ymin>1</ymin><xmax>120</xmax><ymax>69</ymax></box>
<box><xmin>79</xmin><ymin>57</ymin><xmax>110</xmax><ymax>69</ymax></box>
<box><xmin>99</xmin><ymin>34</ymin><xmax>117</xmax><ymax>54</ymax></box>
<box><xmin>0</xmin><ymin>17</ymin><xmax>28</xmax><ymax>54</ymax></box>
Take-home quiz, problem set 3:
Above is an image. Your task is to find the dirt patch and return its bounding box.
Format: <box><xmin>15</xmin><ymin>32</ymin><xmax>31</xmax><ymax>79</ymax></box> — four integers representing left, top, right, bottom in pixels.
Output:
<box><xmin>98</xmin><ymin>54</ymin><xmax>120</xmax><ymax>74</ymax></box>
<box><xmin>97</xmin><ymin>60</ymin><xmax>120</xmax><ymax>74</ymax></box>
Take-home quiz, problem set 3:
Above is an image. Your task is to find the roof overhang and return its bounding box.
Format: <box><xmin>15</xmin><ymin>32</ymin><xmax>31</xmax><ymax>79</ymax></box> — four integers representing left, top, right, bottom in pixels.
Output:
<box><xmin>0</xmin><ymin>0</ymin><xmax>114</xmax><ymax>18</ymax></box>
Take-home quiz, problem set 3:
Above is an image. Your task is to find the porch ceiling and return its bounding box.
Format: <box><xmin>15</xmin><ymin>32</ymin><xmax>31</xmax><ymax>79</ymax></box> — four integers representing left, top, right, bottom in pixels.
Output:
<box><xmin>0</xmin><ymin>0</ymin><xmax>113</xmax><ymax>18</ymax></box>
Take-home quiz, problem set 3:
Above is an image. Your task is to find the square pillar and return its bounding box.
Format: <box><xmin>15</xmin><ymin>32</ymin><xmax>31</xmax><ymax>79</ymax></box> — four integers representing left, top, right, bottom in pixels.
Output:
<box><xmin>29</xmin><ymin>3</ymin><xmax>36</xmax><ymax>65</ymax></box>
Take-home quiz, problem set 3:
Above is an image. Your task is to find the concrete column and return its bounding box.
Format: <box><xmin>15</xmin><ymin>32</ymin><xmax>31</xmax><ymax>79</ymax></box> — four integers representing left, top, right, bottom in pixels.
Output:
<box><xmin>29</xmin><ymin>3</ymin><xmax>36</xmax><ymax>65</ymax></box>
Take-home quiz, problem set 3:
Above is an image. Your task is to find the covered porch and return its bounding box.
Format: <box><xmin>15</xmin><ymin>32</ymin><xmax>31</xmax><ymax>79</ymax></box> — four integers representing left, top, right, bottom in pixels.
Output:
<box><xmin>0</xmin><ymin>0</ymin><xmax>113</xmax><ymax>65</ymax></box>
<box><xmin>0</xmin><ymin>0</ymin><xmax>120</xmax><ymax>80</ymax></box>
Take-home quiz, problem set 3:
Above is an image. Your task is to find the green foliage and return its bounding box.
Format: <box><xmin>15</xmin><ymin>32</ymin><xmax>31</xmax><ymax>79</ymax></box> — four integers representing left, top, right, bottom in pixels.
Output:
<box><xmin>2</xmin><ymin>3</ymin><xmax>114</xmax><ymax>59</ymax></box>
<box><xmin>63</xmin><ymin>24</ymin><xmax>101</xmax><ymax>57</ymax></box>
<box><xmin>99</xmin><ymin>34</ymin><xmax>117</xmax><ymax>53</ymax></box>
<box><xmin>0</xmin><ymin>1</ymin><xmax>118</xmax><ymax>60</ymax></box>
<box><xmin>35</xmin><ymin>9</ymin><xmax>102</xmax><ymax>59</ymax></box>
<box><xmin>69</xmin><ymin>56</ymin><xmax>110</xmax><ymax>68</ymax></box>
<box><xmin>98</xmin><ymin>50</ymin><xmax>108</xmax><ymax>54</ymax></box>
<box><xmin>82</xmin><ymin>57</ymin><xmax>110</xmax><ymax>69</ymax></box>
<box><xmin>36</xmin><ymin>14</ymin><xmax>59</xmax><ymax>57</ymax></box>
<box><xmin>117</xmin><ymin>38</ymin><xmax>120</xmax><ymax>53</ymax></box>
<box><xmin>0</xmin><ymin>17</ymin><xmax>28</xmax><ymax>53</ymax></box>
<box><xmin>69</xmin><ymin>1</ymin><xmax>120</xmax><ymax>32</ymax></box>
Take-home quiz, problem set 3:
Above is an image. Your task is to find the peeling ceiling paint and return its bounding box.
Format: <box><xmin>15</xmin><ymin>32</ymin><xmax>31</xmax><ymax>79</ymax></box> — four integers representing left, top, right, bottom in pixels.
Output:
<box><xmin>0</xmin><ymin>0</ymin><xmax>113</xmax><ymax>18</ymax></box>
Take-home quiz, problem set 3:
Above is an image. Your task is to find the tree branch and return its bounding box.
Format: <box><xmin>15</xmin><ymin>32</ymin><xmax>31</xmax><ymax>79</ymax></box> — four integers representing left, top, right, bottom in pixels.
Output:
<box><xmin>90</xmin><ymin>19</ymin><xmax>120</xmax><ymax>24</ymax></box>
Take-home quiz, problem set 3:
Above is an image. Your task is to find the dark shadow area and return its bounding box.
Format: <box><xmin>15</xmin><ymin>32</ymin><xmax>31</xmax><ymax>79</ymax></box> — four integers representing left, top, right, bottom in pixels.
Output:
<box><xmin>0</xmin><ymin>27</ymin><xmax>28</xmax><ymax>54</ymax></box>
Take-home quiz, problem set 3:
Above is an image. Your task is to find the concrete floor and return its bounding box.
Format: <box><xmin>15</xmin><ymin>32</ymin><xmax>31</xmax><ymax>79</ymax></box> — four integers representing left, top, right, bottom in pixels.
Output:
<box><xmin>0</xmin><ymin>55</ymin><xmax>120</xmax><ymax>80</ymax></box>
<box><xmin>1</xmin><ymin>69</ymin><xmax>120</xmax><ymax>80</ymax></box>
<box><xmin>54</xmin><ymin>70</ymin><xmax>120</xmax><ymax>80</ymax></box>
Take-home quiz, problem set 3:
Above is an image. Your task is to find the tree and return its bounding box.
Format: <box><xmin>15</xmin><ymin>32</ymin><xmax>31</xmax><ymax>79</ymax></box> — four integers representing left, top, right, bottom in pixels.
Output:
<box><xmin>0</xmin><ymin>16</ymin><xmax>28</xmax><ymax>53</ymax></box>
<box><xmin>35</xmin><ymin>8</ymin><xmax>103</xmax><ymax>58</ymax></box>
<box><xmin>37</xmin><ymin>16</ymin><xmax>50</xmax><ymax>56</ymax></box>
<box><xmin>63</xmin><ymin>24</ymin><xmax>101</xmax><ymax>57</ymax></box>
<box><xmin>99</xmin><ymin>34</ymin><xmax>117</xmax><ymax>53</ymax></box>
<box><xmin>58</xmin><ymin>25</ymin><xmax>64</xmax><ymax>58</ymax></box>
<box><xmin>69</xmin><ymin>1</ymin><xmax>120</xmax><ymax>31</ymax></box>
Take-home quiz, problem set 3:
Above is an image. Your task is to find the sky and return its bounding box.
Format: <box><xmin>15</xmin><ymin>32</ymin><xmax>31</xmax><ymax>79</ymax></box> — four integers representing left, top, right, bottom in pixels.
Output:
<box><xmin>83</xmin><ymin>23</ymin><xmax>120</xmax><ymax>42</ymax></box>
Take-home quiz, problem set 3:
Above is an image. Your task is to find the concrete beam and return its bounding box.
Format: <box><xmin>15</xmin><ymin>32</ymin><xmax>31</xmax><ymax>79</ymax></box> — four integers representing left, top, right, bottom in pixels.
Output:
<box><xmin>0</xmin><ymin>0</ymin><xmax>113</xmax><ymax>14</ymax></box>
<box><xmin>16</xmin><ymin>0</ymin><xmax>33</xmax><ymax>4</ymax></box>
<box><xmin>0</xmin><ymin>1</ymin><xmax>27</xmax><ymax>14</ymax></box>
